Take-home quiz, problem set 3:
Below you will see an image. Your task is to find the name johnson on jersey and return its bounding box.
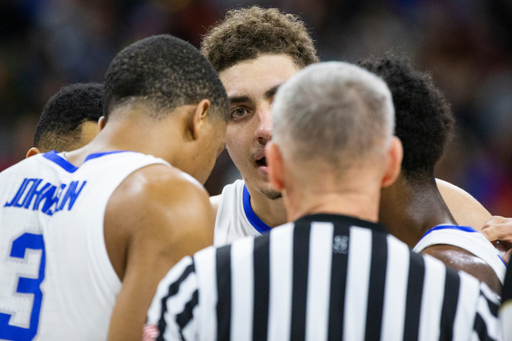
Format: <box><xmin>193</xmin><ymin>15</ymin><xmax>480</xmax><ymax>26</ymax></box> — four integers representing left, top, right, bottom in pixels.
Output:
<box><xmin>4</xmin><ymin>178</ymin><xmax>86</xmax><ymax>216</ymax></box>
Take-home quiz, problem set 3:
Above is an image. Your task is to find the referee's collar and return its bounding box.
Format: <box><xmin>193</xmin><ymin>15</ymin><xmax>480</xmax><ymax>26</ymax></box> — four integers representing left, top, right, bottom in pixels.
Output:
<box><xmin>295</xmin><ymin>213</ymin><xmax>387</xmax><ymax>234</ymax></box>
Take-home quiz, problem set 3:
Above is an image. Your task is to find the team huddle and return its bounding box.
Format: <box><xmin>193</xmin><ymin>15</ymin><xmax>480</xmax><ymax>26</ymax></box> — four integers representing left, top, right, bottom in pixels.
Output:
<box><xmin>1</xmin><ymin>6</ymin><xmax>512</xmax><ymax>341</ymax></box>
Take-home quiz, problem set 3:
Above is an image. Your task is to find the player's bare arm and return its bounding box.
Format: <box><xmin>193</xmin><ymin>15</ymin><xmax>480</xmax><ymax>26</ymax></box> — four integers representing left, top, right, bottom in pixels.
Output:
<box><xmin>105</xmin><ymin>164</ymin><xmax>215</xmax><ymax>341</ymax></box>
<box><xmin>422</xmin><ymin>245</ymin><xmax>501</xmax><ymax>294</ymax></box>
<box><xmin>436</xmin><ymin>178</ymin><xmax>491</xmax><ymax>231</ymax></box>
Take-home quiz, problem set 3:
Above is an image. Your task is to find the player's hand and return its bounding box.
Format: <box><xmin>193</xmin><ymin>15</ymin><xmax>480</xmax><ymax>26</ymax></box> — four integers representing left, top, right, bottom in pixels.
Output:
<box><xmin>481</xmin><ymin>215</ymin><xmax>512</xmax><ymax>264</ymax></box>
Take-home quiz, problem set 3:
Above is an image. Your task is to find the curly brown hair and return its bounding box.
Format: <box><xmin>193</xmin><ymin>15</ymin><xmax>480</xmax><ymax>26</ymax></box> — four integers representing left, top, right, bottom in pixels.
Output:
<box><xmin>201</xmin><ymin>6</ymin><xmax>319</xmax><ymax>73</ymax></box>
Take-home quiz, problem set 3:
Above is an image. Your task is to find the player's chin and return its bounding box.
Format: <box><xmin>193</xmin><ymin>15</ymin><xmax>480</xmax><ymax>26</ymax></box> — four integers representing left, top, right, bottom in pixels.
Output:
<box><xmin>255</xmin><ymin>180</ymin><xmax>282</xmax><ymax>201</ymax></box>
<box><xmin>260</xmin><ymin>187</ymin><xmax>282</xmax><ymax>200</ymax></box>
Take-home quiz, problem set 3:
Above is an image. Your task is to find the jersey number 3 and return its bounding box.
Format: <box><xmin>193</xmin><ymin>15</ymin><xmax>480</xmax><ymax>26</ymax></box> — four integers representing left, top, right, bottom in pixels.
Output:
<box><xmin>0</xmin><ymin>233</ymin><xmax>46</xmax><ymax>341</ymax></box>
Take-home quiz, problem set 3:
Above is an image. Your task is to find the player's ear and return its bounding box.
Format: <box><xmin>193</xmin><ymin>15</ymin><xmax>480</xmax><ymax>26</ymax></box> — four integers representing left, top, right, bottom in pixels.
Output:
<box><xmin>381</xmin><ymin>136</ymin><xmax>403</xmax><ymax>188</ymax></box>
<box><xmin>266</xmin><ymin>142</ymin><xmax>285</xmax><ymax>192</ymax></box>
<box><xmin>188</xmin><ymin>99</ymin><xmax>210</xmax><ymax>140</ymax></box>
<box><xmin>98</xmin><ymin>116</ymin><xmax>106</xmax><ymax>131</ymax></box>
<box><xmin>26</xmin><ymin>147</ymin><xmax>41</xmax><ymax>159</ymax></box>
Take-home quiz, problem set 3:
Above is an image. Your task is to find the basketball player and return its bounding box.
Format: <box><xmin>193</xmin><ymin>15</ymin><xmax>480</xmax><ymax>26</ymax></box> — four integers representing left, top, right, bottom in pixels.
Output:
<box><xmin>0</xmin><ymin>34</ymin><xmax>227</xmax><ymax>340</ymax></box>
<box><xmin>358</xmin><ymin>54</ymin><xmax>506</xmax><ymax>293</ymax></box>
<box><xmin>27</xmin><ymin>83</ymin><xmax>103</xmax><ymax>157</ymax></box>
<box><xmin>148</xmin><ymin>62</ymin><xmax>500</xmax><ymax>341</ymax></box>
<box><xmin>203</xmin><ymin>6</ymin><xmax>493</xmax><ymax>246</ymax></box>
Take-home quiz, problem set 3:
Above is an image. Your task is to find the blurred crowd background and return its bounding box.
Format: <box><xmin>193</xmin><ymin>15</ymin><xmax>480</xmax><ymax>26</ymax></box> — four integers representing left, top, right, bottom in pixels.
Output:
<box><xmin>1</xmin><ymin>0</ymin><xmax>511</xmax><ymax>215</ymax></box>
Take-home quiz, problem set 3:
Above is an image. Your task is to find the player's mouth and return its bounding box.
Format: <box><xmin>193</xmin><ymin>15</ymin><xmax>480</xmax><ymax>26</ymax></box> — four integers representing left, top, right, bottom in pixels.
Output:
<box><xmin>255</xmin><ymin>151</ymin><xmax>268</xmax><ymax>174</ymax></box>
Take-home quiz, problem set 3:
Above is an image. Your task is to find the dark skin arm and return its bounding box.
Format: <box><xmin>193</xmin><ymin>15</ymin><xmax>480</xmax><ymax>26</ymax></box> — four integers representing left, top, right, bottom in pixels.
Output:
<box><xmin>104</xmin><ymin>164</ymin><xmax>214</xmax><ymax>341</ymax></box>
<box><xmin>422</xmin><ymin>245</ymin><xmax>501</xmax><ymax>294</ymax></box>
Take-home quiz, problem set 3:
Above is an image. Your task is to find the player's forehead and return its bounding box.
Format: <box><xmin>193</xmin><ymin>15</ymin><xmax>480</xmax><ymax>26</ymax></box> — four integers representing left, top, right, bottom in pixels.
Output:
<box><xmin>219</xmin><ymin>54</ymin><xmax>300</xmax><ymax>101</ymax></box>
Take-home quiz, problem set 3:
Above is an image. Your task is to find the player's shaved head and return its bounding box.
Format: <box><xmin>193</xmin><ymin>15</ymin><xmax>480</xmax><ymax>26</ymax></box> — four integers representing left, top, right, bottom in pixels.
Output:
<box><xmin>33</xmin><ymin>83</ymin><xmax>103</xmax><ymax>153</ymax></box>
<box><xmin>103</xmin><ymin>34</ymin><xmax>228</xmax><ymax>122</ymax></box>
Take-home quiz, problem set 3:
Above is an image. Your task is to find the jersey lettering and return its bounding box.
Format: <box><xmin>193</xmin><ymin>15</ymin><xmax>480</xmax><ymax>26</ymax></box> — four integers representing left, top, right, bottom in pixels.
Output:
<box><xmin>5</xmin><ymin>178</ymin><xmax>87</xmax><ymax>215</ymax></box>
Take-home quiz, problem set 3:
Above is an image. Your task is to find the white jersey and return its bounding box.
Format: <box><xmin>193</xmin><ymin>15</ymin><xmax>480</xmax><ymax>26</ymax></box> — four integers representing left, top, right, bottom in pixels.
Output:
<box><xmin>214</xmin><ymin>182</ymin><xmax>507</xmax><ymax>284</ymax></box>
<box><xmin>213</xmin><ymin>180</ymin><xmax>271</xmax><ymax>246</ymax></box>
<box><xmin>0</xmin><ymin>150</ymin><xmax>168</xmax><ymax>340</ymax></box>
<box><xmin>413</xmin><ymin>225</ymin><xmax>507</xmax><ymax>284</ymax></box>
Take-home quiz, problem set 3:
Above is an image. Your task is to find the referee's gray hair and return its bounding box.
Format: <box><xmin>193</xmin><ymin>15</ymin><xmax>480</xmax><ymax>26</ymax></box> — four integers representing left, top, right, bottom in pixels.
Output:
<box><xmin>272</xmin><ymin>61</ymin><xmax>395</xmax><ymax>167</ymax></box>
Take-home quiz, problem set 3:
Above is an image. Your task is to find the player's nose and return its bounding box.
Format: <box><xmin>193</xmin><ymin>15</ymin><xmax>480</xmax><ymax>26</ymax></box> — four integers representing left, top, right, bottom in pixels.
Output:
<box><xmin>254</xmin><ymin>107</ymin><xmax>272</xmax><ymax>144</ymax></box>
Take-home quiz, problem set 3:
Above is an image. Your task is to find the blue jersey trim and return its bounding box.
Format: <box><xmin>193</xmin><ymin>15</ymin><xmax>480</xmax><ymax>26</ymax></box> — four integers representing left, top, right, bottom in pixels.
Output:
<box><xmin>419</xmin><ymin>225</ymin><xmax>478</xmax><ymax>242</ymax></box>
<box><xmin>420</xmin><ymin>225</ymin><xmax>478</xmax><ymax>241</ymax></box>
<box><xmin>84</xmin><ymin>150</ymin><xmax>130</xmax><ymax>162</ymax></box>
<box><xmin>420</xmin><ymin>224</ymin><xmax>508</xmax><ymax>266</ymax></box>
<box><xmin>43</xmin><ymin>150</ymin><xmax>131</xmax><ymax>173</ymax></box>
<box><xmin>242</xmin><ymin>185</ymin><xmax>272</xmax><ymax>234</ymax></box>
<box><xmin>43</xmin><ymin>151</ymin><xmax>78</xmax><ymax>173</ymax></box>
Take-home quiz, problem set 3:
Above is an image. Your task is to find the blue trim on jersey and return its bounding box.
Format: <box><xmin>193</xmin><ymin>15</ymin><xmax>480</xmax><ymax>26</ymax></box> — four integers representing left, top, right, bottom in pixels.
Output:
<box><xmin>84</xmin><ymin>150</ymin><xmax>130</xmax><ymax>162</ymax></box>
<box><xmin>242</xmin><ymin>185</ymin><xmax>272</xmax><ymax>234</ymax></box>
<box><xmin>420</xmin><ymin>225</ymin><xmax>508</xmax><ymax>266</ymax></box>
<box><xmin>419</xmin><ymin>225</ymin><xmax>478</xmax><ymax>242</ymax></box>
<box><xmin>43</xmin><ymin>150</ymin><xmax>131</xmax><ymax>173</ymax></box>
<box><xmin>43</xmin><ymin>151</ymin><xmax>78</xmax><ymax>173</ymax></box>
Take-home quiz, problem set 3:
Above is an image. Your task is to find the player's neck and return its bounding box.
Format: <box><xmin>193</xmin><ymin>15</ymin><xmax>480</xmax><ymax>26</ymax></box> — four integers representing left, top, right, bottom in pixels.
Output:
<box><xmin>66</xmin><ymin>110</ymin><xmax>186</xmax><ymax>167</ymax></box>
<box><xmin>246</xmin><ymin>185</ymin><xmax>288</xmax><ymax>228</ymax></box>
<box><xmin>380</xmin><ymin>175</ymin><xmax>457</xmax><ymax>248</ymax></box>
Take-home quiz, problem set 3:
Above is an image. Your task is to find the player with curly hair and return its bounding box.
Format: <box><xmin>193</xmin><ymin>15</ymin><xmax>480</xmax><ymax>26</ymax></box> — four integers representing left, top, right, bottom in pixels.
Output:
<box><xmin>204</xmin><ymin>6</ymin><xmax>492</xmax><ymax>247</ymax></box>
<box><xmin>359</xmin><ymin>53</ymin><xmax>506</xmax><ymax>293</ymax></box>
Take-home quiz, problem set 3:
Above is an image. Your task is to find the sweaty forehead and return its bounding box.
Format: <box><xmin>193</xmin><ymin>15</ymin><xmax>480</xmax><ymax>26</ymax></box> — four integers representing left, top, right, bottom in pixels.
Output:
<box><xmin>219</xmin><ymin>54</ymin><xmax>300</xmax><ymax>101</ymax></box>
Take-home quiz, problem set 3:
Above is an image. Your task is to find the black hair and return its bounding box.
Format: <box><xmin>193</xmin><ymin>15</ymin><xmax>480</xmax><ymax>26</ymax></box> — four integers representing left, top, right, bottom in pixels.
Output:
<box><xmin>34</xmin><ymin>83</ymin><xmax>103</xmax><ymax>151</ymax></box>
<box><xmin>103</xmin><ymin>34</ymin><xmax>229</xmax><ymax>122</ymax></box>
<box><xmin>357</xmin><ymin>53</ymin><xmax>454</xmax><ymax>183</ymax></box>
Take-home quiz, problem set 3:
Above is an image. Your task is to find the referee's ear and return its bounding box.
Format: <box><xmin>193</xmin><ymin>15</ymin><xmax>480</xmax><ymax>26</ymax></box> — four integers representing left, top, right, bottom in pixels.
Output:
<box><xmin>266</xmin><ymin>142</ymin><xmax>285</xmax><ymax>192</ymax></box>
<box><xmin>381</xmin><ymin>136</ymin><xmax>403</xmax><ymax>188</ymax></box>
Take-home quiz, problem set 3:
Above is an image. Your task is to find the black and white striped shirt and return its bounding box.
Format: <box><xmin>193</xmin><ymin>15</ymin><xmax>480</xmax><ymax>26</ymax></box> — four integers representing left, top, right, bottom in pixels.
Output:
<box><xmin>500</xmin><ymin>262</ymin><xmax>512</xmax><ymax>340</ymax></box>
<box><xmin>147</xmin><ymin>214</ymin><xmax>501</xmax><ymax>341</ymax></box>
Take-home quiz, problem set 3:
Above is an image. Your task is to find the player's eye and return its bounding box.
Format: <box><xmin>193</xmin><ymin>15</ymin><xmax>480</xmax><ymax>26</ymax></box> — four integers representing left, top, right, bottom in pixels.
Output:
<box><xmin>230</xmin><ymin>107</ymin><xmax>249</xmax><ymax>119</ymax></box>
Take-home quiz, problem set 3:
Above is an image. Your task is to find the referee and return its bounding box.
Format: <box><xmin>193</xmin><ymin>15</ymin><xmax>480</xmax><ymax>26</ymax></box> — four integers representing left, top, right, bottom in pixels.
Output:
<box><xmin>147</xmin><ymin>62</ymin><xmax>501</xmax><ymax>341</ymax></box>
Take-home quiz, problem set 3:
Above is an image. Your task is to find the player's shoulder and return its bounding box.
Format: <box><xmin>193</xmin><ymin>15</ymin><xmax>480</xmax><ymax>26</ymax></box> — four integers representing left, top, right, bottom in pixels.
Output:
<box><xmin>210</xmin><ymin>179</ymin><xmax>245</xmax><ymax>217</ymax></box>
<box><xmin>125</xmin><ymin>164</ymin><xmax>209</xmax><ymax>206</ymax></box>
<box><xmin>0</xmin><ymin>153</ymin><xmax>49</xmax><ymax>182</ymax></box>
<box><xmin>421</xmin><ymin>243</ymin><xmax>502</xmax><ymax>293</ymax></box>
<box><xmin>105</xmin><ymin>163</ymin><xmax>213</xmax><ymax>250</ymax></box>
<box><xmin>131</xmin><ymin>164</ymin><xmax>207</xmax><ymax>195</ymax></box>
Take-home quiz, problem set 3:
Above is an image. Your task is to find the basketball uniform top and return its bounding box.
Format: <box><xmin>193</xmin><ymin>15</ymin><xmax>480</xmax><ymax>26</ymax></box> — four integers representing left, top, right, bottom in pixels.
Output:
<box><xmin>0</xmin><ymin>150</ymin><xmax>169</xmax><ymax>340</ymax></box>
<box><xmin>213</xmin><ymin>180</ymin><xmax>271</xmax><ymax>246</ymax></box>
<box><xmin>413</xmin><ymin>225</ymin><xmax>507</xmax><ymax>284</ymax></box>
